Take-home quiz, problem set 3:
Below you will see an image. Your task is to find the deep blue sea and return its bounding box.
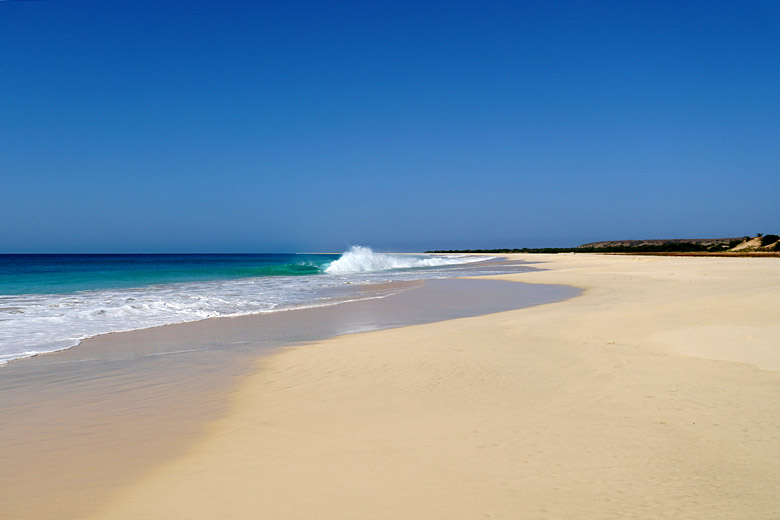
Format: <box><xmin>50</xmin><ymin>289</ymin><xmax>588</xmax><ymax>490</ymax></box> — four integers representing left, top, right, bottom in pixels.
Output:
<box><xmin>0</xmin><ymin>247</ymin><xmax>494</xmax><ymax>364</ymax></box>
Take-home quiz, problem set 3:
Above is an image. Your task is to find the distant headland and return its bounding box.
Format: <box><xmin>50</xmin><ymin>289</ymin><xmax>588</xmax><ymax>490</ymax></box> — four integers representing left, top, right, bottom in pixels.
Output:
<box><xmin>427</xmin><ymin>235</ymin><xmax>780</xmax><ymax>256</ymax></box>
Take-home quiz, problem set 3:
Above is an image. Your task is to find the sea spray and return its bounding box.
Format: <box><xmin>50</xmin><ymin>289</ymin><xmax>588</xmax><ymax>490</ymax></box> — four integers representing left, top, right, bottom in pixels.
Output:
<box><xmin>324</xmin><ymin>246</ymin><xmax>483</xmax><ymax>273</ymax></box>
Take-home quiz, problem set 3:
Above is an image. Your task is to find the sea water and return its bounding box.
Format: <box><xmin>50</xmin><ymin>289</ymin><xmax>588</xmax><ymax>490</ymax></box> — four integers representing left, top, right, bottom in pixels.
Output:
<box><xmin>0</xmin><ymin>247</ymin><xmax>501</xmax><ymax>365</ymax></box>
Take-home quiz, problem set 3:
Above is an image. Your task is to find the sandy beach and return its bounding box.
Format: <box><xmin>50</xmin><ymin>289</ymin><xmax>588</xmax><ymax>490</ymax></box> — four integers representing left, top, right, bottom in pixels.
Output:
<box><xmin>3</xmin><ymin>254</ymin><xmax>780</xmax><ymax>519</ymax></box>
<box><xmin>76</xmin><ymin>253</ymin><xmax>780</xmax><ymax>519</ymax></box>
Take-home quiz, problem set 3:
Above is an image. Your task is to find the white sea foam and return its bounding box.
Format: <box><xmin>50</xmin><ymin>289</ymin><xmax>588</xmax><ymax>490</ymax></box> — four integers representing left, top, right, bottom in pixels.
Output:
<box><xmin>0</xmin><ymin>275</ymin><xmax>345</xmax><ymax>365</ymax></box>
<box><xmin>0</xmin><ymin>247</ymin><xmax>494</xmax><ymax>366</ymax></box>
<box><xmin>324</xmin><ymin>246</ymin><xmax>483</xmax><ymax>273</ymax></box>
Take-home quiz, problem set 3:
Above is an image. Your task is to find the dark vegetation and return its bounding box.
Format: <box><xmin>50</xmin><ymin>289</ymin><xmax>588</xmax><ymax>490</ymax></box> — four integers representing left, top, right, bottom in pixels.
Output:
<box><xmin>428</xmin><ymin>243</ymin><xmax>732</xmax><ymax>254</ymax></box>
<box><xmin>426</xmin><ymin>239</ymin><xmax>780</xmax><ymax>255</ymax></box>
<box><xmin>428</xmin><ymin>248</ymin><xmax>584</xmax><ymax>254</ymax></box>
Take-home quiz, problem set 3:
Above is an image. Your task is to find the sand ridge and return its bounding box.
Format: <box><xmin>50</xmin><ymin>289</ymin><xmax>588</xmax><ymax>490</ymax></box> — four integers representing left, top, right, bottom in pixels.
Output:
<box><xmin>92</xmin><ymin>254</ymin><xmax>780</xmax><ymax>519</ymax></box>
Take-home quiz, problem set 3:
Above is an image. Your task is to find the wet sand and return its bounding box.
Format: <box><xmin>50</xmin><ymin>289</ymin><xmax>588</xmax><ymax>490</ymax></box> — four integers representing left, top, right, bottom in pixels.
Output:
<box><xmin>1</xmin><ymin>272</ymin><xmax>576</xmax><ymax>520</ymax></box>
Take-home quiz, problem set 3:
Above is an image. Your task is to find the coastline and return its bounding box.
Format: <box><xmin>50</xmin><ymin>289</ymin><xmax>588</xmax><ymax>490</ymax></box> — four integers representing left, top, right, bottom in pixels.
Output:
<box><xmin>0</xmin><ymin>250</ymin><xmax>498</xmax><ymax>367</ymax></box>
<box><xmin>89</xmin><ymin>253</ymin><xmax>780</xmax><ymax>519</ymax></box>
<box><xmin>0</xmin><ymin>269</ymin><xmax>575</xmax><ymax>520</ymax></box>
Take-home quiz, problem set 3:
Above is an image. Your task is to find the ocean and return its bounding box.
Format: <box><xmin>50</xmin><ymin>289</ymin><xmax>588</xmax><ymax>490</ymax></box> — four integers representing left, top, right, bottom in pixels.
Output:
<box><xmin>0</xmin><ymin>247</ymin><xmax>499</xmax><ymax>365</ymax></box>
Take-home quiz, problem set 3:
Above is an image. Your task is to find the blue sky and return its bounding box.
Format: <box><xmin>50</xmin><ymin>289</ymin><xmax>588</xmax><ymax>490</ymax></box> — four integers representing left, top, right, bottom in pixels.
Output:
<box><xmin>2</xmin><ymin>1</ymin><xmax>778</xmax><ymax>252</ymax></box>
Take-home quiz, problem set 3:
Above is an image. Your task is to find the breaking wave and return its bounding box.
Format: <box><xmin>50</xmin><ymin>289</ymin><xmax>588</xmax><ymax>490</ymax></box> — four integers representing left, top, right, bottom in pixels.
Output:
<box><xmin>0</xmin><ymin>248</ymin><xmax>493</xmax><ymax>365</ymax></box>
<box><xmin>324</xmin><ymin>246</ymin><xmax>483</xmax><ymax>274</ymax></box>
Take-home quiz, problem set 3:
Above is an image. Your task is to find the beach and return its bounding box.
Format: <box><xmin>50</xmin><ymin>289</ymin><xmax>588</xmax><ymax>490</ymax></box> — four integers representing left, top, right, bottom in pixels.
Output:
<box><xmin>4</xmin><ymin>254</ymin><xmax>780</xmax><ymax>519</ymax></box>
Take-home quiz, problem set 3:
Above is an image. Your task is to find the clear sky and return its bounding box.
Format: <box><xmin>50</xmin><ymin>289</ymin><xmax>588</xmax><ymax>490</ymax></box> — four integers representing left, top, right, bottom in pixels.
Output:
<box><xmin>2</xmin><ymin>1</ymin><xmax>778</xmax><ymax>252</ymax></box>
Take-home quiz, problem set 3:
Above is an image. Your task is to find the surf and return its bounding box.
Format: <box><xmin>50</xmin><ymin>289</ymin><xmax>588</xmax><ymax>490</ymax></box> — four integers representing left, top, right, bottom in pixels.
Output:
<box><xmin>0</xmin><ymin>248</ymin><xmax>492</xmax><ymax>365</ymax></box>
<box><xmin>324</xmin><ymin>246</ymin><xmax>483</xmax><ymax>274</ymax></box>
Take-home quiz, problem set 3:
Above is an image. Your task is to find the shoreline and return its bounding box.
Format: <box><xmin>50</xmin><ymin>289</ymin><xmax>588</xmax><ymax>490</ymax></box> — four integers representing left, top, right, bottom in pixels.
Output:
<box><xmin>1</xmin><ymin>269</ymin><xmax>575</xmax><ymax>520</ymax></box>
<box><xmin>91</xmin><ymin>253</ymin><xmax>780</xmax><ymax>519</ymax></box>
<box><xmin>0</xmin><ymin>253</ymin><xmax>506</xmax><ymax>367</ymax></box>
<box><xmin>0</xmin><ymin>279</ymin><xmax>423</xmax><ymax>369</ymax></box>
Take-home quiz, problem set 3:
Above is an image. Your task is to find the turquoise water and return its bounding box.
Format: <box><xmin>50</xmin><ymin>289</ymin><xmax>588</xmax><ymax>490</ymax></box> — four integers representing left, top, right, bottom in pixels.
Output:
<box><xmin>0</xmin><ymin>254</ymin><xmax>337</xmax><ymax>295</ymax></box>
<box><xmin>0</xmin><ymin>249</ymin><xmax>493</xmax><ymax>365</ymax></box>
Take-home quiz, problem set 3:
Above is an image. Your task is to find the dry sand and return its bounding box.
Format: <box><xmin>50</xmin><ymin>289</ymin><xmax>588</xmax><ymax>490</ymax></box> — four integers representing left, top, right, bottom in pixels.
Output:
<box><xmin>87</xmin><ymin>253</ymin><xmax>780</xmax><ymax>519</ymax></box>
